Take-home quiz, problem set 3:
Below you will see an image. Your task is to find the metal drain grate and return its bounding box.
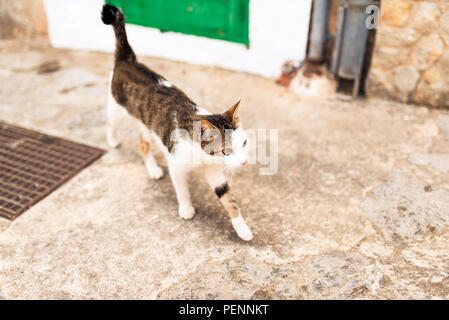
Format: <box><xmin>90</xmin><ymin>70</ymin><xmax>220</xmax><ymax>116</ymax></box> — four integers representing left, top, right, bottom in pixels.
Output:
<box><xmin>0</xmin><ymin>121</ymin><xmax>105</xmax><ymax>220</ymax></box>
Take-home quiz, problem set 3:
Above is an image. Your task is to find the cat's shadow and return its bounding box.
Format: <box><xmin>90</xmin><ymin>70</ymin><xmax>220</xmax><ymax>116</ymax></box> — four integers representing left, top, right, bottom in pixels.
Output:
<box><xmin>137</xmin><ymin>154</ymin><xmax>272</xmax><ymax>246</ymax></box>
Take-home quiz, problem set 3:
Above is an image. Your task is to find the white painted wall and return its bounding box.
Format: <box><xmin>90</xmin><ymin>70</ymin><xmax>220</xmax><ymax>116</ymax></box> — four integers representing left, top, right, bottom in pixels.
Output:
<box><xmin>43</xmin><ymin>0</ymin><xmax>312</xmax><ymax>78</ymax></box>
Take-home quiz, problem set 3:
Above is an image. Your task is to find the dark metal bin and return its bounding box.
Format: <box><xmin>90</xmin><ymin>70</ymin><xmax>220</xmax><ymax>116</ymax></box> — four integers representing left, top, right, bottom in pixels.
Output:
<box><xmin>331</xmin><ymin>0</ymin><xmax>379</xmax><ymax>97</ymax></box>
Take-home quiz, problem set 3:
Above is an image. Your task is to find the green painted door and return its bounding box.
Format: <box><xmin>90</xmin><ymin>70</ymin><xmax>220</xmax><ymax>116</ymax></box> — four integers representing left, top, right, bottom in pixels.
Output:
<box><xmin>105</xmin><ymin>0</ymin><xmax>249</xmax><ymax>45</ymax></box>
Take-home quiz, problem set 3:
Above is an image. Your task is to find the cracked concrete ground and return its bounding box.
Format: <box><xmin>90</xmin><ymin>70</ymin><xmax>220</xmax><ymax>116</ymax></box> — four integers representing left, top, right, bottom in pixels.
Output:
<box><xmin>0</xmin><ymin>40</ymin><xmax>448</xmax><ymax>300</ymax></box>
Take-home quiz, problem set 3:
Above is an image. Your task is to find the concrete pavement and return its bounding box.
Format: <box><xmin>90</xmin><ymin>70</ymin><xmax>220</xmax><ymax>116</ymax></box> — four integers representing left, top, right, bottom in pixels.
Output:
<box><xmin>0</xmin><ymin>40</ymin><xmax>448</xmax><ymax>299</ymax></box>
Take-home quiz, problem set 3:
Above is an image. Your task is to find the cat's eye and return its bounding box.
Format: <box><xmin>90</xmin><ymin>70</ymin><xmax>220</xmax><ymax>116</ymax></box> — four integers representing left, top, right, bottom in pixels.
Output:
<box><xmin>222</xmin><ymin>148</ymin><xmax>232</xmax><ymax>156</ymax></box>
<box><xmin>243</xmin><ymin>139</ymin><xmax>247</xmax><ymax>147</ymax></box>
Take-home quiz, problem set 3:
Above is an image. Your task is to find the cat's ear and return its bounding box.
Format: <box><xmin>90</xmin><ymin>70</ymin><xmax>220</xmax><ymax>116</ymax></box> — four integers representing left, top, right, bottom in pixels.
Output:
<box><xmin>195</xmin><ymin>119</ymin><xmax>219</xmax><ymax>142</ymax></box>
<box><xmin>223</xmin><ymin>99</ymin><xmax>241</xmax><ymax>127</ymax></box>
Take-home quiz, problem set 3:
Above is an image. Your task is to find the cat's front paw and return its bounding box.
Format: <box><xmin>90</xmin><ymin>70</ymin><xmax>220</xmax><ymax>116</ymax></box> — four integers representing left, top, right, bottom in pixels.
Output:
<box><xmin>146</xmin><ymin>164</ymin><xmax>164</xmax><ymax>180</ymax></box>
<box><xmin>236</xmin><ymin>226</ymin><xmax>253</xmax><ymax>241</ymax></box>
<box><xmin>231</xmin><ymin>215</ymin><xmax>253</xmax><ymax>241</ymax></box>
<box><xmin>106</xmin><ymin>130</ymin><xmax>120</xmax><ymax>149</ymax></box>
<box><xmin>179</xmin><ymin>203</ymin><xmax>195</xmax><ymax>220</ymax></box>
<box><xmin>107</xmin><ymin>138</ymin><xmax>120</xmax><ymax>149</ymax></box>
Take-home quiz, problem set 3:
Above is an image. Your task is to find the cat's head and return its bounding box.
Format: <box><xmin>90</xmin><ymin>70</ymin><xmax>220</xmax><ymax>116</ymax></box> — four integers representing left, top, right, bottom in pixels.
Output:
<box><xmin>195</xmin><ymin>100</ymin><xmax>249</xmax><ymax>168</ymax></box>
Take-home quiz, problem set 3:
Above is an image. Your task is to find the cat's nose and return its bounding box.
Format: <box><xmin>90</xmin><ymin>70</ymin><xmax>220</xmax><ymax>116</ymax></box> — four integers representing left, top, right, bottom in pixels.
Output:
<box><xmin>241</xmin><ymin>160</ymin><xmax>248</xmax><ymax>166</ymax></box>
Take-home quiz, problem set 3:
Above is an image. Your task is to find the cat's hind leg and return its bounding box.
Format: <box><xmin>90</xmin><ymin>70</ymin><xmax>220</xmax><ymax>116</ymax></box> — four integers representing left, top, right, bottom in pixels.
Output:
<box><xmin>106</xmin><ymin>74</ymin><xmax>124</xmax><ymax>148</ymax></box>
<box><xmin>139</xmin><ymin>132</ymin><xmax>164</xmax><ymax>180</ymax></box>
<box><xmin>106</xmin><ymin>99</ymin><xmax>121</xmax><ymax>148</ymax></box>
<box><xmin>204</xmin><ymin>166</ymin><xmax>253</xmax><ymax>241</ymax></box>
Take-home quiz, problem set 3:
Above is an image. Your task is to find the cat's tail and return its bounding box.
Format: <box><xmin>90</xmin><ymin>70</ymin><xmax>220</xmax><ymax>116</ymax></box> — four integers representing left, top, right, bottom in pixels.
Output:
<box><xmin>101</xmin><ymin>4</ymin><xmax>136</xmax><ymax>62</ymax></box>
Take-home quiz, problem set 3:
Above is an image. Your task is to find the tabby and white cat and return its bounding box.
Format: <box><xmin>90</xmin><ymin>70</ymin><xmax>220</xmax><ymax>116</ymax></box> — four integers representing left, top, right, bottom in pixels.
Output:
<box><xmin>101</xmin><ymin>4</ymin><xmax>253</xmax><ymax>240</ymax></box>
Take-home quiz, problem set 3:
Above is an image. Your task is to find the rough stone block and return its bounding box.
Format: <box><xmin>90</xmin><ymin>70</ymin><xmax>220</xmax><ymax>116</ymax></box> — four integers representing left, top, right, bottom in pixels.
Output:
<box><xmin>0</xmin><ymin>0</ymin><xmax>47</xmax><ymax>39</ymax></box>
<box><xmin>415</xmin><ymin>51</ymin><xmax>449</xmax><ymax>107</ymax></box>
<box><xmin>440</xmin><ymin>9</ymin><xmax>449</xmax><ymax>46</ymax></box>
<box><xmin>380</xmin><ymin>0</ymin><xmax>412</xmax><ymax>28</ymax></box>
<box><xmin>412</xmin><ymin>33</ymin><xmax>444</xmax><ymax>71</ymax></box>
<box><xmin>409</xmin><ymin>2</ymin><xmax>441</xmax><ymax>36</ymax></box>
<box><xmin>393</xmin><ymin>66</ymin><xmax>420</xmax><ymax>102</ymax></box>
<box><xmin>365</xmin><ymin>68</ymin><xmax>394</xmax><ymax>99</ymax></box>
<box><xmin>372</xmin><ymin>46</ymin><xmax>406</xmax><ymax>70</ymax></box>
<box><xmin>375</xmin><ymin>27</ymin><xmax>420</xmax><ymax>48</ymax></box>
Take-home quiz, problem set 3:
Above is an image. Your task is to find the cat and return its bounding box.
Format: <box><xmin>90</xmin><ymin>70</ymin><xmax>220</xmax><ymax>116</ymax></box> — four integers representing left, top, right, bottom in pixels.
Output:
<box><xmin>101</xmin><ymin>4</ymin><xmax>253</xmax><ymax>241</ymax></box>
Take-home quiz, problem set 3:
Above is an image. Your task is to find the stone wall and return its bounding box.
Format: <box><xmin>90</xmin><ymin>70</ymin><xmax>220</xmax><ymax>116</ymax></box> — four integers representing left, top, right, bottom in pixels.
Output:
<box><xmin>366</xmin><ymin>0</ymin><xmax>449</xmax><ymax>108</ymax></box>
<box><xmin>0</xmin><ymin>0</ymin><xmax>47</xmax><ymax>39</ymax></box>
